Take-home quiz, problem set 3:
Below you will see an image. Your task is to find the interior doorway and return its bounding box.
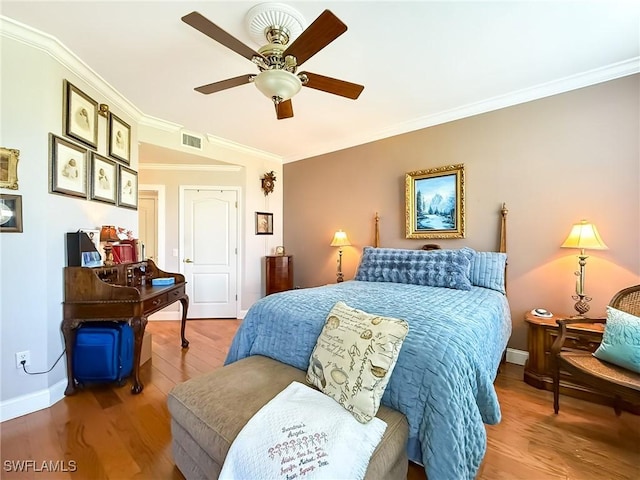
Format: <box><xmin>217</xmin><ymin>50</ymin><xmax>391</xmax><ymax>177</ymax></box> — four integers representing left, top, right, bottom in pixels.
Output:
<box><xmin>180</xmin><ymin>187</ymin><xmax>239</xmax><ymax>318</ymax></box>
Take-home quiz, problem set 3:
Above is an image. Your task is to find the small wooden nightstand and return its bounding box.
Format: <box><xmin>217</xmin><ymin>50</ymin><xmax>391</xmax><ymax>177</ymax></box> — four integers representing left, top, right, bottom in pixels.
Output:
<box><xmin>524</xmin><ymin>311</ymin><xmax>639</xmax><ymax>413</ymax></box>
<box><xmin>265</xmin><ymin>255</ymin><xmax>293</xmax><ymax>295</ymax></box>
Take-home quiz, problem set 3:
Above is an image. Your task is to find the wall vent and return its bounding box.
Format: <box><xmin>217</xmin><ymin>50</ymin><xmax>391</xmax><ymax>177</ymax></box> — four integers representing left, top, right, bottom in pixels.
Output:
<box><xmin>181</xmin><ymin>132</ymin><xmax>203</xmax><ymax>150</ymax></box>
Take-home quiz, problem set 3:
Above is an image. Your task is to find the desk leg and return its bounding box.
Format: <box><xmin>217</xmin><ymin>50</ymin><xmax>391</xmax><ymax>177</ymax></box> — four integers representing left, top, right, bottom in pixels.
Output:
<box><xmin>180</xmin><ymin>295</ymin><xmax>190</xmax><ymax>348</ymax></box>
<box><xmin>62</xmin><ymin>320</ymin><xmax>80</xmax><ymax>396</ymax></box>
<box><xmin>130</xmin><ymin>316</ymin><xmax>147</xmax><ymax>394</ymax></box>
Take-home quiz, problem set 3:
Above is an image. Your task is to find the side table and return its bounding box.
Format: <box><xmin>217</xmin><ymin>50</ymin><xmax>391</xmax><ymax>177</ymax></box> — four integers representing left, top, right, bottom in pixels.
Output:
<box><xmin>524</xmin><ymin>311</ymin><xmax>639</xmax><ymax>413</ymax></box>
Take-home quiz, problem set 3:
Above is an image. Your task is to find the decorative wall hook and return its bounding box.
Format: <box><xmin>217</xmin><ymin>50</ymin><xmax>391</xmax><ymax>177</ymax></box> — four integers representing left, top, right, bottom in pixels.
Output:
<box><xmin>98</xmin><ymin>103</ymin><xmax>110</xmax><ymax>117</ymax></box>
<box><xmin>261</xmin><ymin>171</ymin><xmax>276</xmax><ymax>196</ymax></box>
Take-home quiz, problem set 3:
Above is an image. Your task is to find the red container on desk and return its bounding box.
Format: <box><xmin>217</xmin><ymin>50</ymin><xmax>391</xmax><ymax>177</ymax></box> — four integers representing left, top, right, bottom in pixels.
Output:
<box><xmin>111</xmin><ymin>244</ymin><xmax>135</xmax><ymax>264</ymax></box>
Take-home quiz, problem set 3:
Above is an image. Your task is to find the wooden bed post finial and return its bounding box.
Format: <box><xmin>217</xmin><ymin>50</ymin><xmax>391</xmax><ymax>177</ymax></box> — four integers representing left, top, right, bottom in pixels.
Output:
<box><xmin>374</xmin><ymin>212</ymin><xmax>380</xmax><ymax>248</ymax></box>
<box><xmin>500</xmin><ymin>203</ymin><xmax>508</xmax><ymax>254</ymax></box>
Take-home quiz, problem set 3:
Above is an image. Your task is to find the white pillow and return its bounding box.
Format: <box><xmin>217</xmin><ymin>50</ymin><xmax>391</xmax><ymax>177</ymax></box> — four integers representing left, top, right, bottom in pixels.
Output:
<box><xmin>306</xmin><ymin>301</ymin><xmax>409</xmax><ymax>423</ymax></box>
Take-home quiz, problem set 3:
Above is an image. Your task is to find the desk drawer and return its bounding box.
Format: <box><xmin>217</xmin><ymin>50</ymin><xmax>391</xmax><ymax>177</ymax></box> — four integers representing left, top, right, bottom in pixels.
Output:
<box><xmin>144</xmin><ymin>293</ymin><xmax>168</xmax><ymax>312</ymax></box>
<box><xmin>168</xmin><ymin>284</ymin><xmax>186</xmax><ymax>301</ymax></box>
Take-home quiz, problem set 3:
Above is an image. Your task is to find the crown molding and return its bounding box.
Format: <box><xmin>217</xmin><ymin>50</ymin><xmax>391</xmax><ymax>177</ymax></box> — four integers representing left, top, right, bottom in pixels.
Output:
<box><xmin>205</xmin><ymin>133</ymin><xmax>283</xmax><ymax>163</ymax></box>
<box><xmin>138</xmin><ymin>115</ymin><xmax>182</xmax><ymax>133</ymax></box>
<box><xmin>1</xmin><ymin>16</ymin><xmax>143</xmax><ymax>122</ymax></box>
<box><xmin>139</xmin><ymin>163</ymin><xmax>242</xmax><ymax>172</ymax></box>
<box><xmin>283</xmin><ymin>57</ymin><xmax>640</xmax><ymax>163</ymax></box>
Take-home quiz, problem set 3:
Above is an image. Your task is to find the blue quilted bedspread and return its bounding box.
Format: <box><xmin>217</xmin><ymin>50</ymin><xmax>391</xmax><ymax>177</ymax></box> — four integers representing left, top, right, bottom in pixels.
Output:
<box><xmin>225</xmin><ymin>281</ymin><xmax>511</xmax><ymax>479</ymax></box>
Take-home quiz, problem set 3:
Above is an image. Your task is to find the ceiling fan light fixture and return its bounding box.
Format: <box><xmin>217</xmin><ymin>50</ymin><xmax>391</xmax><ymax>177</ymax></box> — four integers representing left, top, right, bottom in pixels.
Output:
<box><xmin>254</xmin><ymin>69</ymin><xmax>302</xmax><ymax>102</ymax></box>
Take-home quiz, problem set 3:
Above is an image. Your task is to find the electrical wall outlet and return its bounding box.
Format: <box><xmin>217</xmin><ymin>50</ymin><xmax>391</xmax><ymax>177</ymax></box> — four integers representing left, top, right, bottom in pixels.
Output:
<box><xmin>15</xmin><ymin>351</ymin><xmax>30</xmax><ymax>369</ymax></box>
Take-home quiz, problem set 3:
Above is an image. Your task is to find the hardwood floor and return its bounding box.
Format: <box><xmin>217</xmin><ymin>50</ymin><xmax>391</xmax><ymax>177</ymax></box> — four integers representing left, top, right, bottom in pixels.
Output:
<box><xmin>1</xmin><ymin>320</ymin><xmax>638</xmax><ymax>479</ymax></box>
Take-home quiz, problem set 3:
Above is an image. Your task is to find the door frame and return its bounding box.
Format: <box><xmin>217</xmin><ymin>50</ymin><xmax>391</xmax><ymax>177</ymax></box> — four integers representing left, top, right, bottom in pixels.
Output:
<box><xmin>138</xmin><ymin>184</ymin><xmax>166</xmax><ymax>268</ymax></box>
<box><xmin>179</xmin><ymin>185</ymin><xmax>242</xmax><ymax>319</ymax></box>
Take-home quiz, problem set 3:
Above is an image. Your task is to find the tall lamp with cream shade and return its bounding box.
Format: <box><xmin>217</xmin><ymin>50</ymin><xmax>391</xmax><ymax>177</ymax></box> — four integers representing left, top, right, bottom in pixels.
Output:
<box><xmin>330</xmin><ymin>230</ymin><xmax>351</xmax><ymax>283</ymax></box>
<box><xmin>560</xmin><ymin>220</ymin><xmax>608</xmax><ymax>317</ymax></box>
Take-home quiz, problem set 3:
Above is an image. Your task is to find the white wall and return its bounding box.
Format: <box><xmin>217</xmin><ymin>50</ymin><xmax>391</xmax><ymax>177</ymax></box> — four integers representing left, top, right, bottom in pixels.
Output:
<box><xmin>0</xmin><ymin>26</ymin><xmax>138</xmax><ymax>420</ymax></box>
<box><xmin>0</xmin><ymin>17</ymin><xmax>284</xmax><ymax>421</ymax></box>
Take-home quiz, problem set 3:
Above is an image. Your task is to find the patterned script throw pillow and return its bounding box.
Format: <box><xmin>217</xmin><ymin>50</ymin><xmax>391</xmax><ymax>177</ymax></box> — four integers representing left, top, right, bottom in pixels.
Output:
<box><xmin>306</xmin><ymin>301</ymin><xmax>409</xmax><ymax>423</ymax></box>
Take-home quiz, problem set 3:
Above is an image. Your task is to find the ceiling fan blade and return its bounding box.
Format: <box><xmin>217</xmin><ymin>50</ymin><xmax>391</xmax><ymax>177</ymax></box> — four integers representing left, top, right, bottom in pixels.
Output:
<box><xmin>276</xmin><ymin>99</ymin><xmax>294</xmax><ymax>120</ymax></box>
<box><xmin>182</xmin><ymin>11</ymin><xmax>265</xmax><ymax>63</ymax></box>
<box><xmin>194</xmin><ymin>75</ymin><xmax>253</xmax><ymax>94</ymax></box>
<box><xmin>300</xmin><ymin>72</ymin><xmax>364</xmax><ymax>99</ymax></box>
<box><xmin>284</xmin><ymin>10</ymin><xmax>347</xmax><ymax>67</ymax></box>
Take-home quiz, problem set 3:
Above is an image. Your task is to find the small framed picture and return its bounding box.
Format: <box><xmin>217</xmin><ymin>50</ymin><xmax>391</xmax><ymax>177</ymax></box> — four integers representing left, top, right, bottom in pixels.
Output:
<box><xmin>63</xmin><ymin>80</ymin><xmax>98</xmax><ymax>149</ymax></box>
<box><xmin>256</xmin><ymin>212</ymin><xmax>273</xmax><ymax>235</ymax></box>
<box><xmin>0</xmin><ymin>147</ymin><xmax>19</xmax><ymax>190</ymax></box>
<box><xmin>118</xmin><ymin>165</ymin><xmax>138</xmax><ymax>209</ymax></box>
<box><xmin>49</xmin><ymin>133</ymin><xmax>88</xmax><ymax>199</ymax></box>
<box><xmin>90</xmin><ymin>153</ymin><xmax>117</xmax><ymax>204</ymax></box>
<box><xmin>108</xmin><ymin>113</ymin><xmax>131</xmax><ymax>164</ymax></box>
<box><xmin>0</xmin><ymin>194</ymin><xmax>23</xmax><ymax>233</ymax></box>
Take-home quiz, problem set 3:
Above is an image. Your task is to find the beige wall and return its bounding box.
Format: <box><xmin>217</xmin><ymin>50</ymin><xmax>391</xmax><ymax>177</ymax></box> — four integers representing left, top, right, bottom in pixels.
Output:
<box><xmin>283</xmin><ymin>75</ymin><xmax>640</xmax><ymax>351</ymax></box>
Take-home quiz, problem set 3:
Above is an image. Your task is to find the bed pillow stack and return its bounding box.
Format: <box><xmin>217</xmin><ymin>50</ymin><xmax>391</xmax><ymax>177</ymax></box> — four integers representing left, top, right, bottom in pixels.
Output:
<box><xmin>306</xmin><ymin>301</ymin><xmax>409</xmax><ymax>423</ymax></box>
<box><xmin>461</xmin><ymin>247</ymin><xmax>507</xmax><ymax>294</ymax></box>
<box><xmin>354</xmin><ymin>246</ymin><xmax>473</xmax><ymax>290</ymax></box>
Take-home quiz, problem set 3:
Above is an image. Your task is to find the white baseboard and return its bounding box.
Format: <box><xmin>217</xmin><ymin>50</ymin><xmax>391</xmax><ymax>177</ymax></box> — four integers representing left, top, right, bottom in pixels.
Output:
<box><xmin>148</xmin><ymin>311</ymin><xmax>248</xmax><ymax>321</ymax></box>
<box><xmin>0</xmin><ymin>379</ymin><xmax>66</xmax><ymax>423</ymax></box>
<box><xmin>506</xmin><ymin>348</ymin><xmax>528</xmax><ymax>366</ymax></box>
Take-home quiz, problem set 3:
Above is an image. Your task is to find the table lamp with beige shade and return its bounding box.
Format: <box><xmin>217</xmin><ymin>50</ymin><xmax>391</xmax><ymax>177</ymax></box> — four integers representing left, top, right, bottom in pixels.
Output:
<box><xmin>330</xmin><ymin>230</ymin><xmax>351</xmax><ymax>283</ymax></box>
<box><xmin>560</xmin><ymin>220</ymin><xmax>608</xmax><ymax>317</ymax></box>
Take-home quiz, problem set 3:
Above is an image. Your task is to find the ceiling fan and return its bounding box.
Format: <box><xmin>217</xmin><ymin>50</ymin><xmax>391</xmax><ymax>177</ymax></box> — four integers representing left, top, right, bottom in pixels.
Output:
<box><xmin>181</xmin><ymin>4</ymin><xmax>364</xmax><ymax>120</ymax></box>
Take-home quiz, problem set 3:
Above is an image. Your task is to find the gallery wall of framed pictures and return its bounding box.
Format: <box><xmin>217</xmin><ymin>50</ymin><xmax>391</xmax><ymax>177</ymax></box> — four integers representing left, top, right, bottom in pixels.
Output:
<box><xmin>48</xmin><ymin>79</ymin><xmax>137</xmax><ymax>209</ymax></box>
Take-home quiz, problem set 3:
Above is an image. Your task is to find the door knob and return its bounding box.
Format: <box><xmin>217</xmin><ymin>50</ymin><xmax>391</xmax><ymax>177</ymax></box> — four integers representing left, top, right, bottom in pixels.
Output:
<box><xmin>183</xmin><ymin>258</ymin><xmax>193</xmax><ymax>263</ymax></box>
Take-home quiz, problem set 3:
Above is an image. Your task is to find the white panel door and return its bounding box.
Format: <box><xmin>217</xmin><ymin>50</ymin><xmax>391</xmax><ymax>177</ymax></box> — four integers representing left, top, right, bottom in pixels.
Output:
<box><xmin>183</xmin><ymin>189</ymin><xmax>238</xmax><ymax>318</ymax></box>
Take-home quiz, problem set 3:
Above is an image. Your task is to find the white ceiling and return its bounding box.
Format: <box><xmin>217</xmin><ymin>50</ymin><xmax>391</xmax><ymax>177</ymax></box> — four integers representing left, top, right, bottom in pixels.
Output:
<box><xmin>3</xmin><ymin>1</ymin><xmax>639</xmax><ymax>162</ymax></box>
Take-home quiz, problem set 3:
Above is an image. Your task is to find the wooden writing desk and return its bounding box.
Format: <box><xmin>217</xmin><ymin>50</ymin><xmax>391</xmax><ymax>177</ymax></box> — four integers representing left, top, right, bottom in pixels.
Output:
<box><xmin>62</xmin><ymin>259</ymin><xmax>189</xmax><ymax>395</ymax></box>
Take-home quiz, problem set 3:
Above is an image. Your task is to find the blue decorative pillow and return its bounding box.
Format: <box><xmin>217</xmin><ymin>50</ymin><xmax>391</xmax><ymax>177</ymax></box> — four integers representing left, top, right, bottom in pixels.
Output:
<box><xmin>354</xmin><ymin>247</ymin><xmax>472</xmax><ymax>290</ymax></box>
<box><xmin>593</xmin><ymin>306</ymin><xmax>640</xmax><ymax>373</ymax></box>
<box><xmin>461</xmin><ymin>247</ymin><xmax>507</xmax><ymax>294</ymax></box>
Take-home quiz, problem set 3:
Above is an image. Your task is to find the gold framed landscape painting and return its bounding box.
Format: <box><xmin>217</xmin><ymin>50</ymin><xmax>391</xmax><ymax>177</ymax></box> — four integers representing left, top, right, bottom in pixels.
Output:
<box><xmin>0</xmin><ymin>147</ymin><xmax>19</xmax><ymax>190</ymax></box>
<box><xmin>405</xmin><ymin>164</ymin><xmax>465</xmax><ymax>239</ymax></box>
<box><xmin>63</xmin><ymin>80</ymin><xmax>98</xmax><ymax>149</ymax></box>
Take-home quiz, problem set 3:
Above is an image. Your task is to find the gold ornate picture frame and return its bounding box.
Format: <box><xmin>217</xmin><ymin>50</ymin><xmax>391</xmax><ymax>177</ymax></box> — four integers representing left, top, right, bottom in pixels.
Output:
<box><xmin>108</xmin><ymin>113</ymin><xmax>131</xmax><ymax>164</ymax></box>
<box><xmin>405</xmin><ymin>164</ymin><xmax>465</xmax><ymax>239</ymax></box>
<box><xmin>63</xmin><ymin>80</ymin><xmax>99</xmax><ymax>149</ymax></box>
<box><xmin>0</xmin><ymin>194</ymin><xmax>23</xmax><ymax>233</ymax></box>
<box><xmin>0</xmin><ymin>147</ymin><xmax>19</xmax><ymax>190</ymax></box>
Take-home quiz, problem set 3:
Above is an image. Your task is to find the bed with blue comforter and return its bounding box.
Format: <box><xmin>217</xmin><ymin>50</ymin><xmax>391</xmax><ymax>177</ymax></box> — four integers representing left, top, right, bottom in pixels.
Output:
<box><xmin>225</xmin><ymin>247</ymin><xmax>511</xmax><ymax>479</ymax></box>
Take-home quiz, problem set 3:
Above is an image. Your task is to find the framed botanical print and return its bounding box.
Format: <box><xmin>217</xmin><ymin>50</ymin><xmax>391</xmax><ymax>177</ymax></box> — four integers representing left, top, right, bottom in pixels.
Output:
<box><xmin>90</xmin><ymin>153</ymin><xmax>117</xmax><ymax>204</ymax></box>
<box><xmin>118</xmin><ymin>165</ymin><xmax>138</xmax><ymax>209</ymax></box>
<box><xmin>63</xmin><ymin>80</ymin><xmax>98</xmax><ymax>149</ymax></box>
<box><xmin>108</xmin><ymin>113</ymin><xmax>131</xmax><ymax>164</ymax></box>
<box><xmin>0</xmin><ymin>147</ymin><xmax>19</xmax><ymax>190</ymax></box>
<box><xmin>49</xmin><ymin>133</ymin><xmax>88</xmax><ymax>199</ymax></box>
<box><xmin>0</xmin><ymin>194</ymin><xmax>23</xmax><ymax>233</ymax></box>
<box><xmin>405</xmin><ymin>164</ymin><xmax>465</xmax><ymax>239</ymax></box>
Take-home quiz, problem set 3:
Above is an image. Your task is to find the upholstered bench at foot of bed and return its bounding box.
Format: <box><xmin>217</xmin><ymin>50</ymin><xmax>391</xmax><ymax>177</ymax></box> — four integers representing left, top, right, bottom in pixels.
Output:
<box><xmin>167</xmin><ymin>355</ymin><xmax>409</xmax><ymax>480</ymax></box>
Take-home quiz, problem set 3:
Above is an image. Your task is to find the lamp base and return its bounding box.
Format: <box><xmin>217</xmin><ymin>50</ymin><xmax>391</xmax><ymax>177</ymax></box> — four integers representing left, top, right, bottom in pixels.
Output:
<box><xmin>103</xmin><ymin>244</ymin><xmax>115</xmax><ymax>267</ymax></box>
<box><xmin>571</xmin><ymin>294</ymin><xmax>592</xmax><ymax>317</ymax></box>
